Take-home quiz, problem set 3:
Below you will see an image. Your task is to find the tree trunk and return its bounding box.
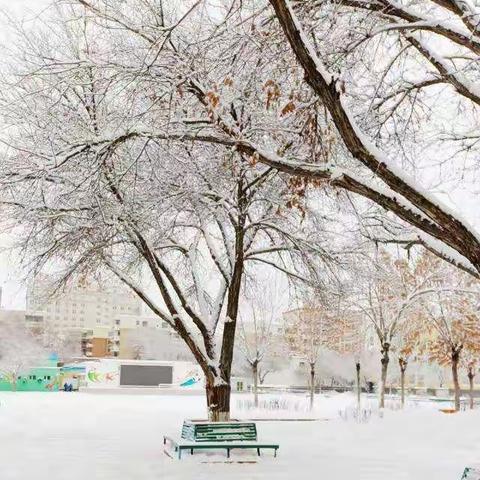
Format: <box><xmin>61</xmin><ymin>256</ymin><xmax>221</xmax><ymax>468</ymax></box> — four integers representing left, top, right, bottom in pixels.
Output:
<box><xmin>252</xmin><ymin>360</ymin><xmax>259</xmax><ymax>408</ymax></box>
<box><xmin>217</xmin><ymin>179</ymin><xmax>246</xmax><ymax>422</ymax></box>
<box><xmin>379</xmin><ymin>342</ymin><xmax>390</xmax><ymax>409</ymax></box>
<box><xmin>451</xmin><ymin>350</ymin><xmax>461</xmax><ymax>411</ymax></box>
<box><xmin>206</xmin><ymin>381</ymin><xmax>231</xmax><ymax>422</ymax></box>
<box><xmin>309</xmin><ymin>362</ymin><xmax>315</xmax><ymax>410</ymax></box>
<box><xmin>467</xmin><ymin>367</ymin><xmax>475</xmax><ymax>410</ymax></box>
<box><xmin>355</xmin><ymin>362</ymin><xmax>361</xmax><ymax>408</ymax></box>
<box><xmin>399</xmin><ymin>358</ymin><xmax>407</xmax><ymax>409</ymax></box>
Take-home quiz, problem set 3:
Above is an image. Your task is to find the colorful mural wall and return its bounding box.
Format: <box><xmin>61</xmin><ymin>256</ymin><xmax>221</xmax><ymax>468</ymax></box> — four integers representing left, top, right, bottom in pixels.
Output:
<box><xmin>0</xmin><ymin>360</ymin><xmax>87</xmax><ymax>392</ymax></box>
<box><xmin>0</xmin><ymin>359</ymin><xmax>202</xmax><ymax>392</ymax></box>
<box><xmin>84</xmin><ymin>359</ymin><xmax>203</xmax><ymax>389</ymax></box>
<box><xmin>0</xmin><ymin>361</ymin><xmax>61</xmax><ymax>392</ymax></box>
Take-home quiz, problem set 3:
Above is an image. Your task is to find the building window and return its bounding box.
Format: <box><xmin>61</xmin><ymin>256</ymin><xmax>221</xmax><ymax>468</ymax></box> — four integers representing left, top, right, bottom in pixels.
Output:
<box><xmin>115</xmin><ymin>319</ymin><xmax>120</xmax><ymax>326</ymax></box>
<box><xmin>142</xmin><ymin>321</ymin><xmax>148</xmax><ymax>327</ymax></box>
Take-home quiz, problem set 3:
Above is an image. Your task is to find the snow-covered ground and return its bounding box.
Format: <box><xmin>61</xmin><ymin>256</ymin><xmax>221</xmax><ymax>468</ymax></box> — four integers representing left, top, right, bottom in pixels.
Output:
<box><xmin>0</xmin><ymin>391</ymin><xmax>477</xmax><ymax>480</ymax></box>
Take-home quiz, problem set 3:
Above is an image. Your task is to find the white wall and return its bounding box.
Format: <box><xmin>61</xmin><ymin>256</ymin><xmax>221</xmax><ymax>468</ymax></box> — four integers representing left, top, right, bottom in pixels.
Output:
<box><xmin>83</xmin><ymin>359</ymin><xmax>203</xmax><ymax>390</ymax></box>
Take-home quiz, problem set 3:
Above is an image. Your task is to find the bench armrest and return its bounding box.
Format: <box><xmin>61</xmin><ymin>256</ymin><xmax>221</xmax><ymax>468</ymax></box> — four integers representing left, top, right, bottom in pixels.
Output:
<box><xmin>163</xmin><ymin>435</ymin><xmax>179</xmax><ymax>448</ymax></box>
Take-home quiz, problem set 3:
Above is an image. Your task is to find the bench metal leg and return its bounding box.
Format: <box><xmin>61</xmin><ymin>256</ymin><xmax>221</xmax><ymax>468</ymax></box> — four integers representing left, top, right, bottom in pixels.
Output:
<box><xmin>190</xmin><ymin>448</ymin><xmax>194</xmax><ymax>455</ymax></box>
<box><xmin>274</xmin><ymin>448</ymin><xmax>277</xmax><ymax>458</ymax></box>
<box><xmin>257</xmin><ymin>448</ymin><xmax>261</xmax><ymax>457</ymax></box>
<box><xmin>227</xmin><ymin>448</ymin><xmax>230</xmax><ymax>458</ymax></box>
<box><xmin>177</xmin><ymin>447</ymin><xmax>182</xmax><ymax>460</ymax></box>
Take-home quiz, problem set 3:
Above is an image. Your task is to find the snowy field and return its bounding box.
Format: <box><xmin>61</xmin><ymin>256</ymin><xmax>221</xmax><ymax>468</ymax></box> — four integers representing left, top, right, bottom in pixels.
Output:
<box><xmin>0</xmin><ymin>391</ymin><xmax>478</xmax><ymax>480</ymax></box>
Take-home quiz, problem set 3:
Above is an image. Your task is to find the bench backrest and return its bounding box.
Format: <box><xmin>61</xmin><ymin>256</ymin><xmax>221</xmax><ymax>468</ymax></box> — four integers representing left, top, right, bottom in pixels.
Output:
<box><xmin>181</xmin><ymin>421</ymin><xmax>257</xmax><ymax>443</ymax></box>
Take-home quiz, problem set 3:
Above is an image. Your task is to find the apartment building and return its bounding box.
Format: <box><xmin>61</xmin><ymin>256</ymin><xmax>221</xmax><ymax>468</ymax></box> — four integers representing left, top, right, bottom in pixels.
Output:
<box><xmin>26</xmin><ymin>274</ymin><xmax>142</xmax><ymax>333</ymax></box>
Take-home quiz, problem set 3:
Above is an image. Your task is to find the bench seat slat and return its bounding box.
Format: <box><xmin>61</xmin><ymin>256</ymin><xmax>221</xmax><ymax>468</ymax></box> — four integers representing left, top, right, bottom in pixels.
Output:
<box><xmin>172</xmin><ymin>441</ymin><xmax>278</xmax><ymax>448</ymax></box>
<box><xmin>164</xmin><ymin>435</ymin><xmax>279</xmax><ymax>459</ymax></box>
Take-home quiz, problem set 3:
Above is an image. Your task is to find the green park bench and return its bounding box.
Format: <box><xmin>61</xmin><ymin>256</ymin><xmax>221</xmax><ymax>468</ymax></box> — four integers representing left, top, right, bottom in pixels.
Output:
<box><xmin>163</xmin><ymin>420</ymin><xmax>279</xmax><ymax>459</ymax></box>
<box><xmin>462</xmin><ymin>467</ymin><xmax>480</xmax><ymax>479</ymax></box>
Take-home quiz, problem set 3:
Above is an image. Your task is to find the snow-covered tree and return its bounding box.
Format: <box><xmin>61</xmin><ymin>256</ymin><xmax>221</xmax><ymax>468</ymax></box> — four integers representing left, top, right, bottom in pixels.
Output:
<box><xmin>10</xmin><ymin>0</ymin><xmax>480</xmax><ymax>281</ymax></box>
<box><xmin>123</xmin><ymin>328</ymin><xmax>192</xmax><ymax>362</ymax></box>
<box><xmin>394</xmin><ymin>318</ymin><xmax>426</xmax><ymax>408</ymax></box>
<box><xmin>51</xmin><ymin>0</ymin><xmax>480</xmax><ymax>279</ymax></box>
<box><xmin>238</xmin><ymin>278</ymin><xmax>283</xmax><ymax>407</ymax></box>
<box><xmin>257</xmin><ymin>1</ymin><xmax>480</xmax><ymax>279</ymax></box>
<box><xmin>419</xmin><ymin>290</ymin><xmax>480</xmax><ymax>411</ymax></box>
<box><xmin>352</xmin><ymin>250</ymin><xmax>449</xmax><ymax>408</ymax></box>
<box><xmin>464</xmin><ymin>353</ymin><xmax>478</xmax><ymax>410</ymax></box>
<box><xmin>0</xmin><ymin>5</ymin><xmax>342</xmax><ymax>420</ymax></box>
<box><xmin>35</xmin><ymin>324</ymin><xmax>81</xmax><ymax>361</ymax></box>
<box><xmin>0</xmin><ymin>320</ymin><xmax>46</xmax><ymax>390</ymax></box>
<box><xmin>284</xmin><ymin>302</ymin><xmax>334</xmax><ymax>409</ymax></box>
<box><xmin>323</xmin><ymin>306</ymin><xmax>368</xmax><ymax>408</ymax></box>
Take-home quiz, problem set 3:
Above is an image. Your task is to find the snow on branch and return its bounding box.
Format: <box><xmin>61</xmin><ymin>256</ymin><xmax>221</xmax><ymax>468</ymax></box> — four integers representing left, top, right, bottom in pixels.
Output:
<box><xmin>406</xmin><ymin>33</ymin><xmax>480</xmax><ymax>107</ymax></box>
<box><xmin>269</xmin><ymin>0</ymin><xmax>480</xmax><ymax>272</ymax></box>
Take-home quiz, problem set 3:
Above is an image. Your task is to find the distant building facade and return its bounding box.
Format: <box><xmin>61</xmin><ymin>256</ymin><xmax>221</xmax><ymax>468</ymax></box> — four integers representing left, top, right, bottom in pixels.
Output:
<box><xmin>26</xmin><ymin>274</ymin><xmax>142</xmax><ymax>333</ymax></box>
<box><xmin>23</xmin><ymin>275</ymin><xmax>191</xmax><ymax>361</ymax></box>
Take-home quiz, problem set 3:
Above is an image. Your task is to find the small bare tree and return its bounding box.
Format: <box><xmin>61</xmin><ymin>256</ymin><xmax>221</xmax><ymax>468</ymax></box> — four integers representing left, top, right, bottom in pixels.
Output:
<box><xmin>353</xmin><ymin>250</ymin><xmax>446</xmax><ymax>408</ymax></box>
<box><xmin>284</xmin><ymin>303</ymin><xmax>332</xmax><ymax>409</ymax></box>
<box><xmin>36</xmin><ymin>323</ymin><xmax>81</xmax><ymax>361</ymax></box>
<box><xmin>323</xmin><ymin>303</ymin><xmax>366</xmax><ymax>408</ymax></box>
<box><xmin>402</xmin><ymin>253</ymin><xmax>480</xmax><ymax>411</ymax></box>
<box><xmin>419</xmin><ymin>292</ymin><xmax>480</xmax><ymax>411</ymax></box>
<box><xmin>464</xmin><ymin>354</ymin><xmax>477</xmax><ymax>410</ymax></box>
<box><xmin>0</xmin><ymin>320</ymin><xmax>46</xmax><ymax>390</ymax></box>
<box><xmin>238</xmin><ymin>278</ymin><xmax>282</xmax><ymax>407</ymax></box>
<box><xmin>395</xmin><ymin>322</ymin><xmax>423</xmax><ymax>409</ymax></box>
